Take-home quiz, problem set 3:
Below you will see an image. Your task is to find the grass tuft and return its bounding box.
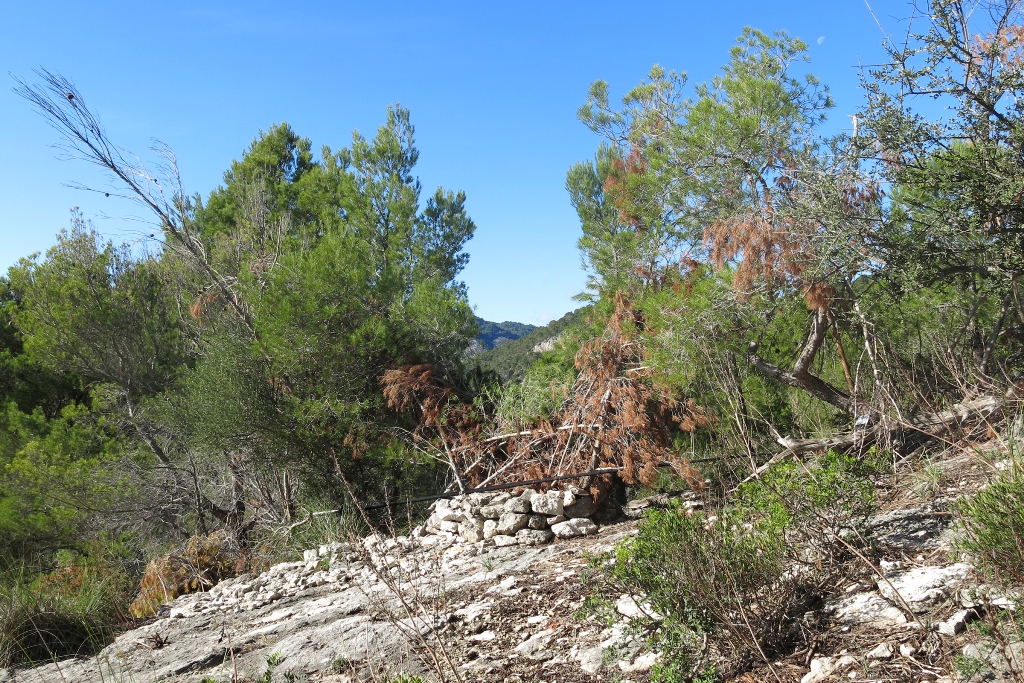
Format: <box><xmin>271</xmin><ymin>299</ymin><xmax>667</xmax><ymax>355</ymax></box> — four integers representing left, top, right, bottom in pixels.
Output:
<box><xmin>0</xmin><ymin>563</ymin><xmax>131</xmax><ymax>667</ymax></box>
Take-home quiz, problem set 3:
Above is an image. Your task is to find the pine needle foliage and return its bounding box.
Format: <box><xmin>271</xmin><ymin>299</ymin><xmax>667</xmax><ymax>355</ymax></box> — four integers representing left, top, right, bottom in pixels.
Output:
<box><xmin>382</xmin><ymin>295</ymin><xmax>709</xmax><ymax>501</ymax></box>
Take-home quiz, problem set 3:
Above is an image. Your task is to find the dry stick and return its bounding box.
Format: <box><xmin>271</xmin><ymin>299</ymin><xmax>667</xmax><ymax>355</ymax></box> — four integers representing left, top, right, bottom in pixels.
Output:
<box><xmin>831</xmin><ymin>313</ymin><xmax>856</xmax><ymax>394</ymax></box>
<box><xmin>436</xmin><ymin>429</ymin><xmax>466</xmax><ymax>494</ymax></box>
<box><xmin>827</xmin><ymin>528</ymin><xmax>926</xmax><ymax>630</ymax></box>
<box><xmin>730</xmin><ymin>449</ymin><xmax>798</xmax><ymax>491</ymax></box>
<box><xmin>980</xmin><ymin>293</ymin><xmax>1012</xmax><ymax>375</ymax></box>
<box><xmin>701</xmin><ymin>538</ymin><xmax>783</xmax><ymax>683</ymax></box>
<box><xmin>329</xmin><ymin>456</ymin><xmax>462</xmax><ymax>682</ymax></box>
<box><xmin>723</xmin><ymin>353</ymin><xmax>757</xmax><ymax>474</ymax></box>
<box><xmin>845</xmin><ymin>280</ymin><xmax>904</xmax><ymax>424</ymax></box>
<box><xmin>339</xmin><ymin>485</ymin><xmax>464</xmax><ymax>683</ymax></box>
<box><xmin>553</xmin><ymin>421</ymin><xmax>579</xmax><ymax>477</ymax></box>
<box><xmin>482</xmin><ymin>422</ymin><xmax>603</xmax><ymax>443</ymax></box>
<box><xmin>696</xmin><ymin>508</ymin><xmax>787</xmax><ymax>680</ymax></box>
<box><xmin>473</xmin><ymin>449</ymin><xmax>531</xmax><ymax>489</ymax></box>
<box><xmin>222</xmin><ymin>626</ymin><xmax>238</xmax><ymax>683</ymax></box>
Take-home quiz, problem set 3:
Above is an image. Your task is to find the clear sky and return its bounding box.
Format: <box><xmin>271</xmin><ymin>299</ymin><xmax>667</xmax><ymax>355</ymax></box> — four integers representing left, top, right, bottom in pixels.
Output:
<box><xmin>1</xmin><ymin>0</ymin><xmax>913</xmax><ymax>325</ymax></box>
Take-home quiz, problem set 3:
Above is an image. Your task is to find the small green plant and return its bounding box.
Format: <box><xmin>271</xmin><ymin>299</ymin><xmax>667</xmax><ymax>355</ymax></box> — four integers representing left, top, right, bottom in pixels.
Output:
<box><xmin>608</xmin><ymin>451</ymin><xmax>875</xmax><ymax>680</ymax></box>
<box><xmin>957</xmin><ymin>459</ymin><xmax>1024</xmax><ymax>585</ymax></box>
<box><xmin>575</xmin><ymin>594</ymin><xmax>616</xmax><ymax>626</ymax></box>
<box><xmin>383</xmin><ymin>674</ymin><xmax>426</xmax><ymax>683</ymax></box>
<box><xmin>330</xmin><ymin>656</ymin><xmax>351</xmax><ymax>673</ymax></box>
<box><xmin>257</xmin><ymin>652</ymin><xmax>282</xmax><ymax>683</ymax></box>
<box><xmin>0</xmin><ymin>562</ymin><xmax>133</xmax><ymax>667</ymax></box>
<box><xmin>911</xmin><ymin>460</ymin><xmax>944</xmax><ymax>498</ymax></box>
<box><xmin>954</xmin><ymin>653</ymin><xmax>985</xmax><ymax>679</ymax></box>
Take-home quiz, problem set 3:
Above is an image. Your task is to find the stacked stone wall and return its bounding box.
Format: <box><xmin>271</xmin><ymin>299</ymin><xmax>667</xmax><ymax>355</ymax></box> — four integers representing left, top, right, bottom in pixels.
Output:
<box><xmin>421</xmin><ymin>488</ymin><xmax>599</xmax><ymax>547</ymax></box>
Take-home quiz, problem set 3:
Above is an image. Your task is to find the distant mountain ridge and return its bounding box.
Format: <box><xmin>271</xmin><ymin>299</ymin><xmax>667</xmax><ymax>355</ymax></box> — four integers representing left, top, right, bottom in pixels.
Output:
<box><xmin>474</xmin><ymin>317</ymin><xmax>536</xmax><ymax>350</ymax></box>
<box><xmin>470</xmin><ymin>309</ymin><xmax>582</xmax><ymax>381</ymax></box>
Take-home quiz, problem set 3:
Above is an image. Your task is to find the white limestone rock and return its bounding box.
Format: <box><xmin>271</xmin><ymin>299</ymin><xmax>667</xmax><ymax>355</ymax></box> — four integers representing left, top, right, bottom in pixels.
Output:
<box><xmin>877</xmin><ymin>563</ymin><xmax>973</xmax><ymax>613</ymax></box>
<box><xmin>936</xmin><ymin>608</ymin><xmax>976</xmax><ymax>636</ymax></box>
<box><xmin>493</xmin><ymin>534</ymin><xmax>519</xmax><ymax>547</ymax></box>
<box><xmin>801</xmin><ymin>655</ymin><xmax>857</xmax><ymax>683</ymax></box>
<box><xmin>527</xmin><ymin>514</ymin><xmax>549</xmax><ymax>529</ymax></box>
<box><xmin>551</xmin><ymin>517</ymin><xmax>598</xmax><ymax>539</ymax></box>
<box><xmin>515</xmin><ymin>628</ymin><xmax>558</xmax><ymax>660</ymax></box>
<box><xmin>496</xmin><ymin>511</ymin><xmax>529</xmax><ymax>535</ymax></box>
<box><xmin>564</xmin><ymin>495</ymin><xmax>598</xmax><ymax>518</ymax></box>
<box><xmin>504</xmin><ymin>496</ymin><xmax>531</xmax><ymax>514</ymax></box>
<box><xmin>516</xmin><ymin>529</ymin><xmax>554</xmax><ymax>546</ymax></box>
<box><xmin>615</xmin><ymin>594</ymin><xmax>663</xmax><ymax>621</ymax></box>
<box><xmin>619</xmin><ymin>651</ymin><xmax>660</xmax><ymax>672</ymax></box>
<box><xmin>827</xmin><ymin>592</ymin><xmax>907</xmax><ymax>627</ymax></box>
<box><xmin>530</xmin><ymin>491</ymin><xmax>564</xmax><ymax>516</ymax></box>
<box><xmin>579</xmin><ymin>645</ymin><xmax>606</xmax><ymax>674</ymax></box>
<box><xmin>479</xmin><ymin>504</ymin><xmax>504</xmax><ymax>519</ymax></box>
<box><xmin>867</xmin><ymin>642</ymin><xmax>894</xmax><ymax>660</ymax></box>
<box><xmin>468</xmin><ymin>492</ymin><xmax>496</xmax><ymax>506</ymax></box>
<box><xmin>459</xmin><ymin>522</ymin><xmax>484</xmax><ymax>543</ymax></box>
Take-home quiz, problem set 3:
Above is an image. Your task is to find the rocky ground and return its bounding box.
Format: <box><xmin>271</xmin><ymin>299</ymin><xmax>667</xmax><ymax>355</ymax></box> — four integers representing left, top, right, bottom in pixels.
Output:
<box><xmin>1</xmin><ymin>447</ymin><xmax>1022</xmax><ymax>682</ymax></box>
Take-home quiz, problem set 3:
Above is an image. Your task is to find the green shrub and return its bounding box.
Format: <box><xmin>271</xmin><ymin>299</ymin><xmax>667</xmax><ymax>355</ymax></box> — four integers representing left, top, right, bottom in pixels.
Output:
<box><xmin>736</xmin><ymin>451</ymin><xmax>877</xmax><ymax>555</ymax></box>
<box><xmin>610</xmin><ymin>452</ymin><xmax>875</xmax><ymax>679</ymax></box>
<box><xmin>957</xmin><ymin>460</ymin><xmax>1024</xmax><ymax>585</ymax></box>
<box><xmin>383</xmin><ymin>674</ymin><xmax>426</xmax><ymax>683</ymax></box>
<box><xmin>492</xmin><ymin>359</ymin><xmax>575</xmax><ymax>428</ymax></box>
<box><xmin>0</xmin><ymin>563</ymin><xmax>131</xmax><ymax>667</ymax></box>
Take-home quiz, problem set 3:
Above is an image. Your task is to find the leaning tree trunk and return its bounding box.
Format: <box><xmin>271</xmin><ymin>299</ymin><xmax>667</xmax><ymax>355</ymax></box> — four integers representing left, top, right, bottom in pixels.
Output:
<box><xmin>747</xmin><ymin>308</ymin><xmax>854</xmax><ymax>414</ymax></box>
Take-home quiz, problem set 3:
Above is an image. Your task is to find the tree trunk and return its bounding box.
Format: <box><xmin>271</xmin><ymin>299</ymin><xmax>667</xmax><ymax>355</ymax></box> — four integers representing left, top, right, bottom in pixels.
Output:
<box><xmin>747</xmin><ymin>309</ymin><xmax>854</xmax><ymax>414</ymax></box>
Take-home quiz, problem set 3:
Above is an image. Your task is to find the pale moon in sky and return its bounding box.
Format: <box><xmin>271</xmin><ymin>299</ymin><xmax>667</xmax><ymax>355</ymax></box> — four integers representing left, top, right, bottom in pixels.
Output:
<box><xmin>818</xmin><ymin>36</ymin><xmax>825</xmax><ymax>44</ymax></box>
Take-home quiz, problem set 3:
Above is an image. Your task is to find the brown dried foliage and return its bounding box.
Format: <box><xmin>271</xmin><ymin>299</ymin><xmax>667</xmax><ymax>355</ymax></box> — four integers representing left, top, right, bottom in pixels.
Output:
<box><xmin>187</xmin><ymin>289</ymin><xmax>220</xmax><ymax>324</ymax></box>
<box><xmin>973</xmin><ymin>23</ymin><xmax>1024</xmax><ymax>71</ymax></box>
<box><xmin>381</xmin><ymin>295</ymin><xmax>710</xmax><ymax>502</ymax></box>
<box><xmin>603</xmin><ymin>147</ymin><xmax>649</xmax><ymax>230</ymax></box>
<box><xmin>128</xmin><ymin>531</ymin><xmax>239</xmax><ymax>617</ymax></box>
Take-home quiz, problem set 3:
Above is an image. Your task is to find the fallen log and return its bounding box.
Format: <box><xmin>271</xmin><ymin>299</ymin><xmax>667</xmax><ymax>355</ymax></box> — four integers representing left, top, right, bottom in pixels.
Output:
<box><xmin>777</xmin><ymin>395</ymin><xmax>1004</xmax><ymax>454</ymax></box>
<box><xmin>735</xmin><ymin>395</ymin><xmax>1005</xmax><ymax>490</ymax></box>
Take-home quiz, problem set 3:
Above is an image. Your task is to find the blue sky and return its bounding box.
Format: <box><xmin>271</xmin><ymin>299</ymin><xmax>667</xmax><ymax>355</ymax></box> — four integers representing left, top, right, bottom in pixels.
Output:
<box><xmin>1</xmin><ymin>0</ymin><xmax>913</xmax><ymax>325</ymax></box>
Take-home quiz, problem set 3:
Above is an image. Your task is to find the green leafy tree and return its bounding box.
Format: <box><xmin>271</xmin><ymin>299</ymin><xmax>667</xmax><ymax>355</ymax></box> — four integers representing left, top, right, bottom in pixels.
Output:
<box><xmin>7</xmin><ymin>215</ymin><xmax>186</xmax><ymax>400</ymax></box>
<box><xmin>250</xmin><ymin>107</ymin><xmax>477</xmax><ymax>500</ymax></box>
<box><xmin>571</xmin><ymin>27</ymin><xmax>866</xmax><ymax>461</ymax></box>
<box><xmin>857</xmin><ymin>0</ymin><xmax>1024</xmax><ymax>377</ymax></box>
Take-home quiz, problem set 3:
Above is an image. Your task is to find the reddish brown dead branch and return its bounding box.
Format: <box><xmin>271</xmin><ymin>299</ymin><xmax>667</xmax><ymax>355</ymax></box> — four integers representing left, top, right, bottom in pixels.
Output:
<box><xmin>381</xmin><ymin>295</ymin><xmax>710</xmax><ymax>503</ymax></box>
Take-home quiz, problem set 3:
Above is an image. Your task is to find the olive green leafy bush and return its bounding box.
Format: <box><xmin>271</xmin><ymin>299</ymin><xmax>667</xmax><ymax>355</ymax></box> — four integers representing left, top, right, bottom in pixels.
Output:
<box><xmin>611</xmin><ymin>452</ymin><xmax>875</xmax><ymax>679</ymax></box>
<box><xmin>957</xmin><ymin>459</ymin><xmax>1024</xmax><ymax>586</ymax></box>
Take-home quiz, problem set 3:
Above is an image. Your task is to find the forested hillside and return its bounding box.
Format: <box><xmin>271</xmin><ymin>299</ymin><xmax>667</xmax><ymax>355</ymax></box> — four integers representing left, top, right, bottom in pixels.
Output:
<box><xmin>463</xmin><ymin>317</ymin><xmax>536</xmax><ymax>358</ymax></box>
<box><xmin>473</xmin><ymin>318</ymin><xmax>536</xmax><ymax>350</ymax></box>
<box><xmin>5</xmin><ymin>4</ymin><xmax>1024</xmax><ymax>680</ymax></box>
<box><xmin>469</xmin><ymin>308</ymin><xmax>582</xmax><ymax>380</ymax></box>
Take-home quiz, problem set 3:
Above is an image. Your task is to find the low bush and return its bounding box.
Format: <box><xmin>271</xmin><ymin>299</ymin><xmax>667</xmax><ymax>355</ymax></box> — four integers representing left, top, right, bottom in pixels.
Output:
<box><xmin>0</xmin><ymin>563</ymin><xmax>132</xmax><ymax>667</ymax></box>
<box><xmin>610</xmin><ymin>452</ymin><xmax>876</xmax><ymax>679</ymax></box>
<box><xmin>957</xmin><ymin>459</ymin><xmax>1024</xmax><ymax>586</ymax></box>
<box><xmin>129</xmin><ymin>530</ymin><xmax>239</xmax><ymax>617</ymax></box>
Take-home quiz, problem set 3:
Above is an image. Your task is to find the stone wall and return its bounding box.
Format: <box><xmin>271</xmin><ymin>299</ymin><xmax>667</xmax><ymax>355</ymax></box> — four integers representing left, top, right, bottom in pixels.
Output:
<box><xmin>421</xmin><ymin>488</ymin><xmax>599</xmax><ymax>547</ymax></box>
